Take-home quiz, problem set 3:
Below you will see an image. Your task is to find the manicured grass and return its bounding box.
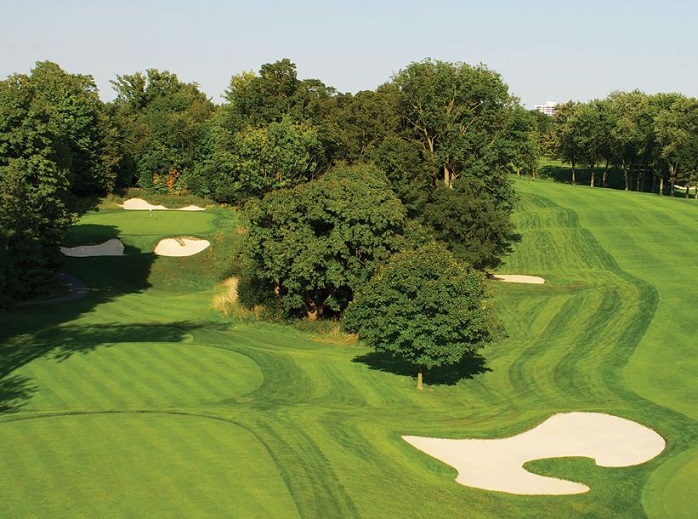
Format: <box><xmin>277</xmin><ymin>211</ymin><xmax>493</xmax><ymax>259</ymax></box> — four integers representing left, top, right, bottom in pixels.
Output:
<box><xmin>1</xmin><ymin>186</ymin><xmax>697</xmax><ymax>517</ymax></box>
<box><xmin>0</xmin><ymin>413</ymin><xmax>298</xmax><ymax>518</ymax></box>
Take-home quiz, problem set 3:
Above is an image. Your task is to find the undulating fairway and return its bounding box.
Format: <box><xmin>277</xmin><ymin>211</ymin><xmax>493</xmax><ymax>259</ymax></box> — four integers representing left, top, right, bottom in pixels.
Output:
<box><xmin>1</xmin><ymin>184</ymin><xmax>697</xmax><ymax>518</ymax></box>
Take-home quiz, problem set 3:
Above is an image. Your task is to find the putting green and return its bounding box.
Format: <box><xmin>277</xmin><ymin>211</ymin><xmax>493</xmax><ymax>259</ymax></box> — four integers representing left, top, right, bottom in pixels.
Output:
<box><xmin>15</xmin><ymin>342</ymin><xmax>262</xmax><ymax>410</ymax></box>
<box><xmin>63</xmin><ymin>211</ymin><xmax>218</xmax><ymax>252</ymax></box>
<box><xmin>0</xmin><ymin>413</ymin><xmax>299</xmax><ymax>518</ymax></box>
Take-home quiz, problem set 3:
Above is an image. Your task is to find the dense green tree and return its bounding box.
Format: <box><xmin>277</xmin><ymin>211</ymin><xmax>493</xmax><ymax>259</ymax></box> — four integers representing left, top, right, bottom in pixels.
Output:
<box><xmin>501</xmin><ymin>106</ymin><xmax>541</xmax><ymax>178</ymax></box>
<box><xmin>194</xmin><ymin>117</ymin><xmax>323</xmax><ymax>203</ymax></box>
<box><xmin>547</xmin><ymin>101</ymin><xmax>583</xmax><ymax>184</ymax></box>
<box><xmin>29</xmin><ymin>61</ymin><xmax>118</xmax><ymax>194</ymax></box>
<box><xmin>0</xmin><ymin>72</ymin><xmax>74</xmax><ymax>305</ymax></box>
<box><xmin>566</xmin><ymin>100</ymin><xmax>614</xmax><ymax>187</ymax></box>
<box><xmin>607</xmin><ymin>91</ymin><xmax>657</xmax><ymax>191</ymax></box>
<box><xmin>343</xmin><ymin>242</ymin><xmax>501</xmax><ymax>389</ymax></box>
<box><xmin>393</xmin><ymin>59</ymin><xmax>515</xmax><ymax>189</ymax></box>
<box><xmin>654</xmin><ymin>95</ymin><xmax>698</xmax><ymax>195</ymax></box>
<box><xmin>241</xmin><ymin>164</ymin><xmax>407</xmax><ymax>319</ymax></box>
<box><xmin>422</xmin><ymin>177</ymin><xmax>515</xmax><ymax>271</ymax></box>
<box><xmin>328</xmin><ymin>86</ymin><xmax>401</xmax><ymax>163</ymax></box>
<box><xmin>224</xmin><ymin>59</ymin><xmax>307</xmax><ymax>127</ymax></box>
<box><xmin>367</xmin><ymin>135</ymin><xmax>431</xmax><ymax>217</ymax></box>
<box><xmin>391</xmin><ymin>59</ymin><xmax>520</xmax><ymax>269</ymax></box>
<box><xmin>109</xmin><ymin>69</ymin><xmax>214</xmax><ymax>190</ymax></box>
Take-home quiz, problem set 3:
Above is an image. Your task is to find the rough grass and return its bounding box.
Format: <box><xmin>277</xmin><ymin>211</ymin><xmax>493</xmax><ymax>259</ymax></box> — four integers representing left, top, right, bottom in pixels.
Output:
<box><xmin>1</xmin><ymin>184</ymin><xmax>697</xmax><ymax>517</ymax></box>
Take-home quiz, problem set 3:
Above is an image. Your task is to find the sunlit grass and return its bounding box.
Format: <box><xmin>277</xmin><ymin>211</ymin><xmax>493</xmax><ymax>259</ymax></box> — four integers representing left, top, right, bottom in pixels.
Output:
<box><xmin>1</xmin><ymin>185</ymin><xmax>697</xmax><ymax>517</ymax></box>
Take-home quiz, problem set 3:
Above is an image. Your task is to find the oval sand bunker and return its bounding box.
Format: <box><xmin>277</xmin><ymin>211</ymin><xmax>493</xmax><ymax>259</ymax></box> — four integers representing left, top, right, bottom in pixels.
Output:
<box><xmin>119</xmin><ymin>198</ymin><xmax>167</xmax><ymax>210</ymax></box>
<box><xmin>403</xmin><ymin>412</ymin><xmax>665</xmax><ymax>495</ymax></box>
<box><xmin>493</xmin><ymin>274</ymin><xmax>545</xmax><ymax>284</ymax></box>
<box><xmin>155</xmin><ymin>237</ymin><xmax>210</xmax><ymax>257</ymax></box>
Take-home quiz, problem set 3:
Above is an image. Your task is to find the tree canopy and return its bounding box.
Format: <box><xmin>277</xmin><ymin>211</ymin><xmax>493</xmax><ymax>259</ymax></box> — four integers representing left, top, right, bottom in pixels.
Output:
<box><xmin>343</xmin><ymin>242</ymin><xmax>501</xmax><ymax>389</ymax></box>
<box><xmin>241</xmin><ymin>164</ymin><xmax>407</xmax><ymax>319</ymax></box>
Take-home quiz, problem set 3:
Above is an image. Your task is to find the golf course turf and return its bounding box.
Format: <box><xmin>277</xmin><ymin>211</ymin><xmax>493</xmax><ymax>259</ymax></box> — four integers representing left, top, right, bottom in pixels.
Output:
<box><xmin>1</xmin><ymin>181</ymin><xmax>697</xmax><ymax>518</ymax></box>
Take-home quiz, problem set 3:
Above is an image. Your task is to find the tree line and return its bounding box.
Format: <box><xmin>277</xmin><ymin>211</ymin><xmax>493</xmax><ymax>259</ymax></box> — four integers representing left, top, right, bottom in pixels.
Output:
<box><xmin>1</xmin><ymin>59</ymin><xmax>535</xmax><ymax>304</ymax></box>
<box><xmin>544</xmin><ymin>91</ymin><xmax>698</xmax><ymax>195</ymax></box>
<box><xmin>2</xmin><ymin>58</ymin><xmax>532</xmax><ymax>386</ymax></box>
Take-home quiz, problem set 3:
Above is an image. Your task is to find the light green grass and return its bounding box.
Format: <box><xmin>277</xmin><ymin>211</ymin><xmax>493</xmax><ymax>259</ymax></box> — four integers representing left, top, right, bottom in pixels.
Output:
<box><xmin>1</xmin><ymin>185</ymin><xmax>697</xmax><ymax>517</ymax></box>
<box><xmin>0</xmin><ymin>413</ymin><xmax>298</xmax><ymax>518</ymax></box>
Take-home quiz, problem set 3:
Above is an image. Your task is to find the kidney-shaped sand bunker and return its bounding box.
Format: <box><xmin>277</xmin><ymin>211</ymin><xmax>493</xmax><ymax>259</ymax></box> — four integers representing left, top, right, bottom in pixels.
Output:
<box><xmin>154</xmin><ymin>237</ymin><xmax>210</xmax><ymax>257</ymax></box>
<box><xmin>404</xmin><ymin>412</ymin><xmax>665</xmax><ymax>495</ymax></box>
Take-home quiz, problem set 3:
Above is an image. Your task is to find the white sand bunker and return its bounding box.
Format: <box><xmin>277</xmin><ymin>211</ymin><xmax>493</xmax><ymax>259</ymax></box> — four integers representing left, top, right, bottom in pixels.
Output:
<box><xmin>61</xmin><ymin>239</ymin><xmax>125</xmax><ymax>257</ymax></box>
<box><xmin>154</xmin><ymin>237</ymin><xmax>210</xmax><ymax>257</ymax></box>
<box><xmin>119</xmin><ymin>198</ymin><xmax>167</xmax><ymax>210</ymax></box>
<box><xmin>493</xmin><ymin>274</ymin><xmax>545</xmax><ymax>284</ymax></box>
<box><xmin>119</xmin><ymin>198</ymin><xmax>205</xmax><ymax>211</ymax></box>
<box><xmin>403</xmin><ymin>412</ymin><xmax>665</xmax><ymax>495</ymax></box>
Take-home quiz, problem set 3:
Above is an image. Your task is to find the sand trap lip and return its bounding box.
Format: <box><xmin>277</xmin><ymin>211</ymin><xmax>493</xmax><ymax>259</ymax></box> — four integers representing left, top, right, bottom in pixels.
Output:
<box><xmin>493</xmin><ymin>274</ymin><xmax>545</xmax><ymax>284</ymax></box>
<box><xmin>154</xmin><ymin>237</ymin><xmax>210</xmax><ymax>257</ymax></box>
<box><xmin>119</xmin><ymin>198</ymin><xmax>205</xmax><ymax>211</ymax></box>
<box><xmin>61</xmin><ymin>239</ymin><xmax>125</xmax><ymax>257</ymax></box>
<box><xmin>403</xmin><ymin>412</ymin><xmax>665</xmax><ymax>495</ymax></box>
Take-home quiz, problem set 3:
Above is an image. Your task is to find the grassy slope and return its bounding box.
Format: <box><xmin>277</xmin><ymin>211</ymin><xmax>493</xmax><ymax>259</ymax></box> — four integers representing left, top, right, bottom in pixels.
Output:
<box><xmin>0</xmin><ymin>187</ymin><xmax>696</xmax><ymax>518</ymax></box>
<box><xmin>511</xmin><ymin>180</ymin><xmax>698</xmax><ymax>519</ymax></box>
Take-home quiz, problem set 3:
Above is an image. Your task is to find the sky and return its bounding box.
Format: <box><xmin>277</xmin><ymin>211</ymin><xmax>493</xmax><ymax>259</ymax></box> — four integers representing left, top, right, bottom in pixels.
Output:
<box><xmin>2</xmin><ymin>0</ymin><xmax>697</xmax><ymax>108</ymax></box>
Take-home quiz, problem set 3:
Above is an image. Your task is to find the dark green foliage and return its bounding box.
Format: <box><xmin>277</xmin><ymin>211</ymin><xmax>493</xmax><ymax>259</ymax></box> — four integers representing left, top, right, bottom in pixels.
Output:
<box><xmin>30</xmin><ymin>61</ymin><xmax>118</xmax><ymax>195</ymax></box>
<box><xmin>109</xmin><ymin>69</ymin><xmax>214</xmax><ymax>190</ymax></box>
<box><xmin>423</xmin><ymin>177</ymin><xmax>516</xmax><ymax>271</ymax></box>
<box><xmin>367</xmin><ymin>135</ymin><xmax>432</xmax><ymax>217</ymax></box>
<box><xmin>241</xmin><ymin>164</ymin><xmax>407</xmax><ymax>318</ymax></box>
<box><xmin>343</xmin><ymin>242</ymin><xmax>501</xmax><ymax>387</ymax></box>
<box><xmin>193</xmin><ymin>117</ymin><xmax>323</xmax><ymax>203</ymax></box>
<box><xmin>0</xmin><ymin>70</ymin><xmax>75</xmax><ymax>305</ymax></box>
<box><xmin>390</xmin><ymin>59</ymin><xmax>521</xmax><ymax>268</ymax></box>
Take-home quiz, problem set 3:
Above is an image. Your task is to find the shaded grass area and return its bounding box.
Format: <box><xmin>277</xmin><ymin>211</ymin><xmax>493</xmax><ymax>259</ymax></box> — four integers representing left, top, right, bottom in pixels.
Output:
<box><xmin>1</xmin><ymin>187</ymin><xmax>697</xmax><ymax>517</ymax></box>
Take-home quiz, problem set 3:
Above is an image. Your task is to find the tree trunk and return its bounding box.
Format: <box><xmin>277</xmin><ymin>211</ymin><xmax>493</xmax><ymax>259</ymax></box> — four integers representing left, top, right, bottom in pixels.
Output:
<box><xmin>602</xmin><ymin>159</ymin><xmax>610</xmax><ymax>187</ymax></box>
<box><xmin>623</xmin><ymin>166</ymin><xmax>630</xmax><ymax>191</ymax></box>
<box><xmin>444</xmin><ymin>165</ymin><xmax>451</xmax><ymax>188</ymax></box>
<box><xmin>571</xmin><ymin>160</ymin><xmax>576</xmax><ymax>185</ymax></box>
<box><xmin>658</xmin><ymin>176</ymin><xmax>664</xmax><ymax>196</ymax></box>
<box><xmin>417</xmin><ymin>366</ymin><xmax>424</xmax><ymax>391</ymax></box>
<box><xmin>590</xmin><ymin>166</ymin><xmax>595</xmax><ymax>188</ymax></box>
<box><xmin>305</xmin><ymin>298</ymin><xmax>322</xmax><ymax>321</ymax></box>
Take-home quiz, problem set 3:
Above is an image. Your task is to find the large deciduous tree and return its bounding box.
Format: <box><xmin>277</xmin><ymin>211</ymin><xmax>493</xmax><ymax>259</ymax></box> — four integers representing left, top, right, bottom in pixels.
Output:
<box><xmin>0</xmin><ymin>71</ymin><xmax>75</xmax><ymax>305</ymax></box>
<box><xmin>109</xmin><ymin>69</ymin><xmax>214</xmax><ymax>190</ymax></box>
<box><xmin>30</xmin><ymin>61</ymin><xmax>119</xmax><ymax>194</ymax></box>
<box><xmin>343</xmin><ymin>242</ymin><xmax>501</xmax><ymax>390</ymax></box>
<box><xmin>241</xmin><ymin>164</ymin><xmax>407</xmax><ymax>319</ymax></box>
<box><xmin>194</xmin><ymin>116</ymin><xmax>323</xmax><ymax>203</ymax></box>
<box><xmin>393</xmin><ymin>59</ymin><xmax>515</xmax><ymax>189</ymax></box>
<box><xmin>391</xmin><ymin>59</ymin><xmax>520</xmax><ymax>270</ymax></box>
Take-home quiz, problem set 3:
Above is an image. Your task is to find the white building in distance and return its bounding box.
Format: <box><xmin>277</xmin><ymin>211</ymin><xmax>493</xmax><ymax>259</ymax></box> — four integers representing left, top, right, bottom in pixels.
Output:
<box><xmin>534</xmin><ymin>101</ymin><xmax>558</xmax><ymax>116</ymax></box>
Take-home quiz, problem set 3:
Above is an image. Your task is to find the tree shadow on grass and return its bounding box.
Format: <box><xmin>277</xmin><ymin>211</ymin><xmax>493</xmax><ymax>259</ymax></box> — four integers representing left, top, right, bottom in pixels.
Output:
<box><xmin>352</xmin><ymin>350</ymin><xmax>491</xmax><ymax>386</ymax></box>
<box><xmin>0</xmin><ymin>223</ymin><xmax>159</xmax><ymax>413</ymax></box>
<box><xmin>0</xmin><ymin>375</ymin><xmax>38</xmax><ymax>413</ymax></box>
<box><xmin>0</xmin><ymin>321</ymin><xmax>203</xmax><ymax>412</ymax></box>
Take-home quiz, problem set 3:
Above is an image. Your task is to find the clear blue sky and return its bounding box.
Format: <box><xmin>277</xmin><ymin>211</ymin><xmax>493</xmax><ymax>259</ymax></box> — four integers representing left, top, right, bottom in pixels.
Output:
<box><xmin>2</xmin><ymin>0</ymin><xmax>697</xmax><ymax>107</ymax></box>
